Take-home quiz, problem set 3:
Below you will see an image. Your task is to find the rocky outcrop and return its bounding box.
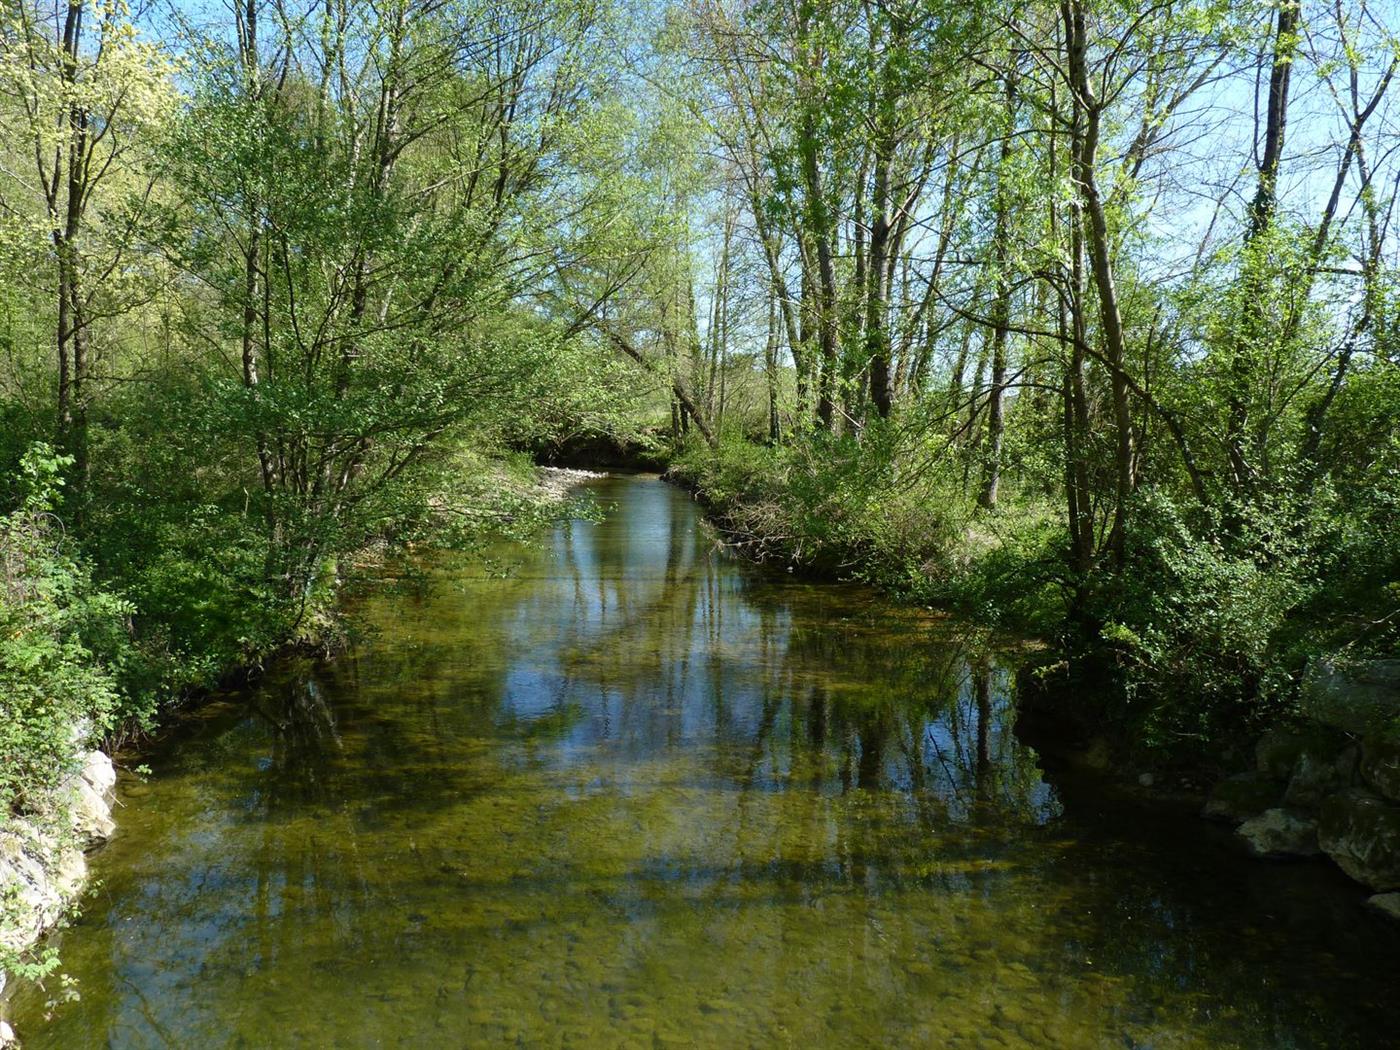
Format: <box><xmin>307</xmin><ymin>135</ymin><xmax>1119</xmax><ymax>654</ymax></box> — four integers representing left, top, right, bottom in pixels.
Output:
<box><xmin>1317</xmin><ymin>790</ymin><xmax>1400</xmax><ymax>891</ymax></box>
<box><xmin>1255</xmin><ymin>726</ymin><xmax>1317</xmax><ymax>780</ymax></box>
<box><xmin>1236</xmin><ymin>808</ymin><xmax>1321</xmax><ymax>858</ymax></box>
<box><xmin>1368</xmin><ymin>892</ymin><xmax>1400</xmax><ymax>922</ymax></box>
<box><xmin>1204</xmin><ymin>660</ymin><xmax>1400</xmax><ymax>904</ymax></box>
<box><xmin>68</xmin><ymin>750</ymin><xmax>117</xmax><ymax>844</ymax></box>
<box><xmin>1283</xmin><ymin>744</ymin><xmax>1358</xmax><ymax>809</ymax></box>
<box><xmin>1300</xmin><ymin>658</ymin><xmax>1400</xmax><ymax>735</ymax></box>
<box><xmin>1360</xmin><ymin>740</ymin><xmax>1400</xmax><ymax>803</ymax></box>
<box><xmin>0</xmin><ymin>750</ymin><xmax>116</xmax><ymax>1021</ymax></box>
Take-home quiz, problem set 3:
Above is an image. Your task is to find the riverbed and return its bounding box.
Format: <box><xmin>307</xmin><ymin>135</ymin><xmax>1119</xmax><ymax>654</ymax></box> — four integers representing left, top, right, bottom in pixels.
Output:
<box><xmin>10</xmin><ymin>474</ymin><xmax>1400</xmax><ymax>1047</ymax></box>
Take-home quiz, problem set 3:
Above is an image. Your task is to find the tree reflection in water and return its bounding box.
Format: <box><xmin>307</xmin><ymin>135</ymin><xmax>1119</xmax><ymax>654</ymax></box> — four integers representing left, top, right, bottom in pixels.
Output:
<box><xmin>12</xmin><ymin>475</ymin><xmax>1400</xmax><ymax>1050</ymax></box>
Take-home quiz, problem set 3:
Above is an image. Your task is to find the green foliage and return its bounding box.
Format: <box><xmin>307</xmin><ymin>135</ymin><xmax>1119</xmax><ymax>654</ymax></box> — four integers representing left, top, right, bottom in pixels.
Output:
<box><xmin>677</xmin><ymin>422</ymin><xmax>1071</xmax><ymax>629</ymax></box>
<box><xmin>0</xmin><ymin>446</ymin><xmax>131</xmax><ymax>817</ymax></box>
<box><xmin>1093</xmin><ymin>491</ymin><xmax>1321</xmax><ymax>750</ymax></box>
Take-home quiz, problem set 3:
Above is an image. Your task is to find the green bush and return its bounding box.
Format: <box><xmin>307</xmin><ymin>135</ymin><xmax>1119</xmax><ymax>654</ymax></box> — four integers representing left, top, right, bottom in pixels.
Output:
<box><xmin>675</xmin><ymin>426</ymin><xmax>1400</xmax><ymax>763</ymax></box>
<box><xmin>0</xmin><ymin>446</ymin><xmax>132</xmax><ymax>818</ymax></box>
<box><xmin>1096</xmin><ymin>489</ymin><xmax>1324</xmax><ymax>752</ymax></box>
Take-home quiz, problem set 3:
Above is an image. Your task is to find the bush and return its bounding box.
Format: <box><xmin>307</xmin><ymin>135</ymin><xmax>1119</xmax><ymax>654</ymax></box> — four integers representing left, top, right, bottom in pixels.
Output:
<box><xmin>1095</xmin><ymin>489</ymin><xmax>1325</xmax><ymax>752</ymax></box>
<box><xmin>0</xmin><ymin>446</ymin><xmax>132</xmax><ymax>818</ymax></box>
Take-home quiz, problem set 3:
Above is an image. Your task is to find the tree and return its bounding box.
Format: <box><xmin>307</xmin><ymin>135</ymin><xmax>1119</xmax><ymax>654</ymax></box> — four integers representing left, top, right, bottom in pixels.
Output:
<box><xmin>0</xmin><ymin>0</ymin><xmax>174</xmax><ymax>513</ymax></box>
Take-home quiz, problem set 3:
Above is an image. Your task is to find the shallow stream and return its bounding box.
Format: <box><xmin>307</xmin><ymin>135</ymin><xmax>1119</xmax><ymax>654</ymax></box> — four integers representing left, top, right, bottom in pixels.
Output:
<box><xmin>11</xmin><ymin>474</ymin><xmax>1400</xmax><ymax>1047</ymax></box>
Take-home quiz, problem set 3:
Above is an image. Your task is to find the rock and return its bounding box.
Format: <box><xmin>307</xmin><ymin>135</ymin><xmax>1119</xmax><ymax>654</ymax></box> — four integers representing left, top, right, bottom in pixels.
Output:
<box><xmin>1318</xmin><ymin>790</ymin><xmax>1400</xmax><ymax>890</ymax></box>
<box><xmin>55</xmin><ymin>846</ymin><xmax>87</xmax><ymax>894</ymax></box>
<box><xmin>1236</xmin><ymin>808</ymin><xmax>1321</xmax><ymax>858</ymax></box>
<box><xmin>1367</xmin><ymin>893</ymin><xmax>1400</xmax><ymax>922</ymax></box>
<box><xmin>80</xmin><ymin>749</ymin><xmax>116</xmax><ymax>796</ymax></box>
<box><xmin>1</xmin><ymin>750</ymin><xmax>116</xmax><ymax>995</ymax></box>
<box><xmin>1257</xmin><ymin>727</ymin><xmax>1311</xmax><ymax>779</ymax></box>
<box><xmin>0</xmin><ymin>1020</ymin><xmax>15</xmax><ymax>1046</ymax></box>
<box><xmin>1360</xmin><ymin>739</ymin><xmax>1400</xmax><ymax>803</ymax></box>
<box><xmin>1257</xmin><ymin>724</ymin><xmax>1352</xmax><ymax>775</ymax></box>
<box><xmin>62</xmin><ymin>749</ymin><xmax>116</xmax><ymax>846</ymax></box>
<box><xmin>1203</xmin><ymin>771</ymin><xmax>1281</xmax><ymax>824</ymax></box>
<box><xmin>69</xmin><ymin>777</ymin><xmax>116</xmax><ymax>844</ymax></box>
<box><xmin>1137</xmin><ymin>772</ymin><xmax>1154</xmax><ymax>788</ymax></box>
<box><xmin>1283</xmin><ymin>744</ymin><xmax>1358</xmax><ymax>809</ymax></box>
<box><xmin>1300</xmin><ymin>659</ymin><xmax>1400</xmax><ymax>735</ymax></box>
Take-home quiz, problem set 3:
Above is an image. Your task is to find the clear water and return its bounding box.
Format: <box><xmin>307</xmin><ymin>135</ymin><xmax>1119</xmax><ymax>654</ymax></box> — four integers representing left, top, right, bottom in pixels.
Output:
<box><xmin>10</xmin><ymin>475</ymin><xmax>1399</xmax><ymax>1048</ymax></box>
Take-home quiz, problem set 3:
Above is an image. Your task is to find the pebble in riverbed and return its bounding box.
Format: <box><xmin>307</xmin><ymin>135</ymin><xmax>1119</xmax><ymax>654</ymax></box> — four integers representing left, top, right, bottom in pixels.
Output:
<box><xmin>536</xmin><ymin>467</ymin><xmax>607</xmax><ymax>503</ymax></box>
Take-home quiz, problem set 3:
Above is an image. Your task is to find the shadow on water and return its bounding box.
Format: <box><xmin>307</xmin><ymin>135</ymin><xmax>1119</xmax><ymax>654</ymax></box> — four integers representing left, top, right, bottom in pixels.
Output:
<box><xmin>11</xmin><ymin>475</ymin><xmax>1400</xmax><ymax>1049</ymax></box>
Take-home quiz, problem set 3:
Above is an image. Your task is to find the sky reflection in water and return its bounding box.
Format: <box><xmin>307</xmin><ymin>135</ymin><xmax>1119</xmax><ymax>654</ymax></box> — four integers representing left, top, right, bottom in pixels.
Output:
<box><xmin>12</xmin><ymin>475</ymin><xmax>1400</xmax><ymax>1049</ymax></box>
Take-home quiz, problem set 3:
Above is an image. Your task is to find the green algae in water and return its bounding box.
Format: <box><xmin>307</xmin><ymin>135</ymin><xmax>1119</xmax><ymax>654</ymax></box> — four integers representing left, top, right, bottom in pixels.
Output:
<box><xmin>10</xmin><ymin>476</ymin><xmax>1400</xmax><ymax>1048</ymax></box>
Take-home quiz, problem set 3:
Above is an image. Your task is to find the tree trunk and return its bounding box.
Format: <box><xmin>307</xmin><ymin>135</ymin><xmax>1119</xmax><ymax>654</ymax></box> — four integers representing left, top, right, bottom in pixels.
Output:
<box><xmin>978</xmin><ymin>73</ymin><xmax>1016</xmax><ymax>509</ymax></box>
<box><xmin>1053</xmin><ymin>68</ymin><xmax>1095</xmax><ymax>589</ymax></box>
<box><xmin>1227</xmin><ymin>0</ymin><xmax>1299</xmax><ymax>492</ymax></box>
<box><xmin>1064</xmin><ymin>0</ymin><xmax>1134</xmax><ymax>565</ymax></box>
<box><xmin>765</xmin><ymin>293</ymin><xmax>781</xmax><ymax>443</ymax></box>
<box><xmin>866</xmin><ymin>144</ymin><xmax>894</xmax><ymax>419</ymax></box>
<box><xmin>795</xmin><ymin>20</ymin><xmax>839</xmax><ymax>433</ymax></box>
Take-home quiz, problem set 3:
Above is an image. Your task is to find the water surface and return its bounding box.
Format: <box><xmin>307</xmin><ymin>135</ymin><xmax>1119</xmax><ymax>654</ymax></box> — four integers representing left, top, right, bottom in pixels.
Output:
<box><xmin>11</xmin><ymin>475</ymin><xmax>1400</xmax><ymax>1048</ymax></box>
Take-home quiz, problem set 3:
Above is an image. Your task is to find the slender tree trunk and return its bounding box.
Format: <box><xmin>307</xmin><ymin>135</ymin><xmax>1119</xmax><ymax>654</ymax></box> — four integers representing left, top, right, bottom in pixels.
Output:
<box><xmin>1227</xmin><ymin>0</ymin><xmax>1299</xmax><ymax>492</ymax></box>
<box><xmin>979</xmin><ymin>73</ymin><xmax>1016</xmax><ymax>509</ymax></box>
<box><xmin>864</xmin><ymin>22</ymin><xmax>905</xmax><ymax>422</ymax></box>
<box><xmin>795</xmin><ymin>24</ymin><xmax>839</xmax><ymax>432</ymax></box>
<box><xmin>239</xmin><ymin>0</ymin><xmax>277</xmax><ymax>497</ymax></box>
<box><xmin>765</xmin><ymin>293</ymin><xmax>781</xmax><ymax>443</ymax></box>
<box><xmin>54</xmin><ymin>0</ymin><xmax>91</xmax><ymax>517</ymax></box>
<box><xmin>796</xmin><ymin>265</ymin><xmax>813</xmax><ymax>423</ymax></box>
<box><xmin>1302</xmin><ymin>142</ymin><xmax>1387</xmax><ymax>469</ymax></box>
<box><xmin>1054</xmin><ymin>73</ymin><xmax>1095</xmax><ymax>590</ymax></box>
<box><xmin>1064</xmin><ymin>0</ymin><xmax>1134</xmax><ymax>565</ymax></box>
<box><xmin>866</xmin><ymin>144</ymin><xmax>894</xmax><ymax>419</ymax></box>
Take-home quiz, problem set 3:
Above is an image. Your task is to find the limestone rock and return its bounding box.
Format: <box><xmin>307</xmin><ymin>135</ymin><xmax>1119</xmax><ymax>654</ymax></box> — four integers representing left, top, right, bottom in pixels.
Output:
<box><xmin>1301</xmin><ymin>659</ymin><xmax>1400</xmax><ymax>735</ymax></box>
<box><xmin>69</xmin><ymin>777</ymin><xmax>116</xmax><ymax>844</ymax></box>
<box><xmin>55</xmin><ymin>845</ymin><xmax>87</xmax><ymax>895</ymax></box>
<box><xmin>1203</xmin><ymin>772</ymin><xmax>1281</xmax><ymax>824</ymax></box>
<box><xmin>1256</xmin><ymin>728</ymin><xmax>1312</xmax><ymax>780</ymax></box>
<box><xmin>60</xmin><ymin>749</ymin><xmax>116</xmax><ymax>846</ymax></box>
<box><xmin>1360</xmin><ymin>739</ymin><xmax>1400</xmax><ymax>803</ymax></box>
<box><xmin>1318</xmin><ymin>790</ymin><xmax>1400</xmax><ymax>891</ymax></box>
<box><xmin>1236</xmin><ymin>808</ymin><xmax>1321</xmax><ymax>858</ymax></box>
<box><xmin>1367</xmin><ymin>892</ymin><xmax>1400</xmax><ymax>922</ymax></box>
<box><xmin>80</xmin><ymin>749</ymin><xmax>116</xmax><ymax>796</ymax></box>
<box><xmin>1283</xmin><ymin>745</ymin><xmax>1358</xmax><ymax>809</ymax></box>
<box><xmin>1</xmin><ymin>748</ymin><xmax>116</xmax><ymax>998</ymax></box>
<box><xmin>0</xmin><ymin>825</ymin><xmax>66</xmax><ymax>954</ymax></box>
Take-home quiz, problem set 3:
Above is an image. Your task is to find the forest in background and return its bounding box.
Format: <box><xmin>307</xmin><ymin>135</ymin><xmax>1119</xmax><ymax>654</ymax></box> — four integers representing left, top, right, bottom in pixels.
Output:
<box><xmin>2</xmin><ymin>0</ymin><xmax>1399</xmax><ymax>912</ymax></box>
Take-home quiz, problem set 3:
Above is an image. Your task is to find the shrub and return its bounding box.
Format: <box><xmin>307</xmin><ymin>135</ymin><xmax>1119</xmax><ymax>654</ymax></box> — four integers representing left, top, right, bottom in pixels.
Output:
<box><xmin>0</xmin><ymin>446</ymin><xmax>131</xmax><ymax>818</ymax></box>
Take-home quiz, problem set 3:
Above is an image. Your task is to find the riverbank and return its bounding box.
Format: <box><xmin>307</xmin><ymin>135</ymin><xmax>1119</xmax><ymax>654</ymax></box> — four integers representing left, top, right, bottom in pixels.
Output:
<box><xmin>0</xmin><ymin>749</ymin><xmax>116</xmax><ymax>1046</ymax></box>
<box><xmin>663</xmin><ymin>444</ymin><xmax>1400</xmax><ymax>918</ymax></box>
<box><xmin>0</xmin><ymin>462</ymin><xmax>605</xmax><ymax>1044</ymax></box>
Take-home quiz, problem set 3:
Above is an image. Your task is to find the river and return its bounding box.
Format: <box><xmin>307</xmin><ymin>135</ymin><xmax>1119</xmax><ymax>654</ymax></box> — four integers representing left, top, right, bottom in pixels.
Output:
<box><xmin>10</xmin><ymin>474</ymin><xmax>1400</xmax><ymax>1047</ymax></box>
